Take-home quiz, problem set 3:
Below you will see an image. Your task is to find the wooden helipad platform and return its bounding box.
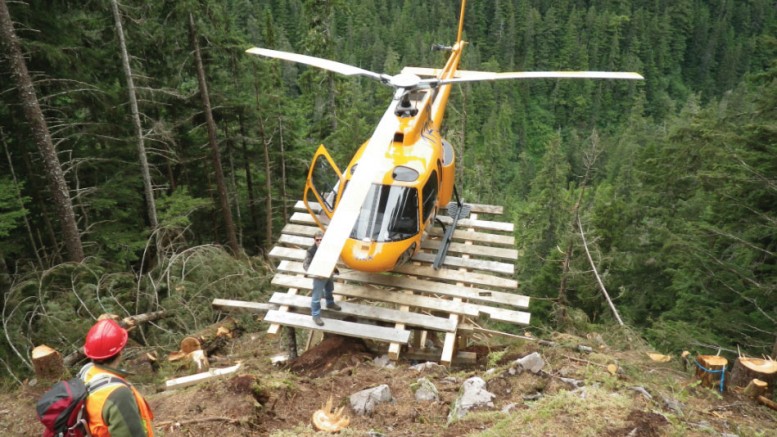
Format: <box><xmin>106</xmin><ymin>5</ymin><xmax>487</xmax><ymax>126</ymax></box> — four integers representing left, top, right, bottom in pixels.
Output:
<box><xmin>215</xmin><ymin>201</ymin><xmax>530</xmax><ymax>365</ymax></box>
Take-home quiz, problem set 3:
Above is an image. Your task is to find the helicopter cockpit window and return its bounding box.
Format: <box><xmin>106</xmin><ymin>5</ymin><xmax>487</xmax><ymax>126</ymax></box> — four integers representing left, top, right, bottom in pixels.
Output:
<box><xmin>422</xmin><ymin>171</ymin><xmax>438</xmax><ymax>222</ymax></box>
<box><xmin>312</xmin><ymin>155</ymin><xmax>340</xmax><ymax>210</ymax></box>
<box><xmin>351</xmin><ymin>184</ymin><xmax>418</xmax><ymax>242</ymax></box>
<box><xmin>392</xmin><ymin>166</ymin><xmax>419</xmax><ymax>182</ymax></box>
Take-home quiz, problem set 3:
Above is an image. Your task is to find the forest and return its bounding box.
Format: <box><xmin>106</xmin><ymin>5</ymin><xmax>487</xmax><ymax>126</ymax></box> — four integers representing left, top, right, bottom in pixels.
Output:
<box><xmin>0</xmin><ymin>0</ymin><xmax>775</xmax><ymax>380</ymax></box>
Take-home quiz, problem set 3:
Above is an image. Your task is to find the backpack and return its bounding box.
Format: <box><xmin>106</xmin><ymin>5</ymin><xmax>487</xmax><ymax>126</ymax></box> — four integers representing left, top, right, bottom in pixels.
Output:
<box><xmin>36</xmin><ymin>375</ymin><xmax>124</xmax><ymax>437</ymax></box>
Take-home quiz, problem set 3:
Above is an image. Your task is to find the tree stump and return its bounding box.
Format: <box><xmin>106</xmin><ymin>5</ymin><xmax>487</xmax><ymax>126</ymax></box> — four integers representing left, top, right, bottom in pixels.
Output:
<box><xmin>742</xmin><ymin>379</ymin><xmax>768</xmax><ymax>398</ymax></box>
<box><xmin>694</xmin><ymin>355</ymin><xmax>728</xmax><ymax>391</ymax></box>
<box><xmin>32</xmin><ymin>345</ymin><xmax>65</xmax><ymax>380</ymax></box>
<box><xmin>730</xmin><ymin>357</ymin><xmax>777</xmax><ymax>396</ymax></box>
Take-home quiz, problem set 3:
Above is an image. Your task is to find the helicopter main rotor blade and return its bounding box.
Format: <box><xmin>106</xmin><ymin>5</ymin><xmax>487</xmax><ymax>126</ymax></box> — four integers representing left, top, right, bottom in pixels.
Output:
<box><xmin>246</xmin><ymin>47</ymin><xmax>384</xmax><ymax>81</ymax></box>
<box><xmin>432</xmin><ymin>70</ymin><xmax>643</xmax><ymax>86</ymax></box>
<box><xmin>306</xmin><ymin>99</ymin><xmax>402</xmax><ymax>279</ymax></box>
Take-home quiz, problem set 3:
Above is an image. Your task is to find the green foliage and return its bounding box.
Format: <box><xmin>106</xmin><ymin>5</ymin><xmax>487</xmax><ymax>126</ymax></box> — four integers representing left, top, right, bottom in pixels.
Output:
<box><xmin>156</xmin><ymin>187</ymin><xmax>213</xmax><ymax>230</ymax></box>
<box><xmin>0</xmin><ymin>177</ymin><xmax>27</xmax><ymax>238</ymax></box>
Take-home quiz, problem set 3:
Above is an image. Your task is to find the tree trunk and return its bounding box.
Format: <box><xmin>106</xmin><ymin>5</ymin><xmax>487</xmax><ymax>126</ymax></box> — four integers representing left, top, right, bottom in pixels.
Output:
<box><xmin>111</xmin><ymin>0</ymin><xmax>158</xmax><ymax>229</ymax></box>
<box><xmin>257</xmin><ymin>117</ymin><xmax>273</xmax><ymax>248</ymax></box>
<box><xmin>285</xmin><ymin>326</ymin><xmax>298</xmax><ymax>360</ymax></box>
<box><xmin>278</xmin><ymin>113</ymin><xmax>289</xmax><ymax>222</ymax></box>
<box><xmin>730</xmin><ymin>357</ymin><xmax>777</xmax><ymax>396</ymax></box>
<box><xmin>0</xmin><ymin>0</ymin><xmax>84</xmax><ymax>262</ymax></box>
<box><xmin>238</xmin><ymin>111</ymin><xmax>261</xmax><ymax>249</ymax></box>
<box><xmin>223</xmin><ymin>122</ymin><xmax>243</xmax><ymax>245</ymax></box>
<box><xmin>188</xmin><ymin>12</ymin><xmax>239</xmax><ymax>255</ymax></box>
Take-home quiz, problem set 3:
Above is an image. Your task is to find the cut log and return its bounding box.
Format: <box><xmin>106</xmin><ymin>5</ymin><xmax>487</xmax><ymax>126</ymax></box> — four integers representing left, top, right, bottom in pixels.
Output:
<box><xmin>63</xmin><ymin>310</ymin><xmax>172</xmax><ymax>367</ymax></box>
<box><xmin>757</xmin><ymin>395</ymin><xmax>777</xmax><ymax>412</ymax></box>
<box><xmin>742</xmin><ymin>379</ymin><xmax>768</xmax><ymax>398</ymax></box>
<box><xmin>730</xmin><ymin>357</ymin><xmax>777</xmax><ymax>396</ymax></box>
<box><xmin>694</xmin><ymin>355</ymin><xmax>728</xmax><ymax>391</ymax></box>
<box><xmin>32</xmin><ymin>345</ymin><xmax>65</xmax><ymax>380</ymax></box>
<box><xmin>190</xmin><ymin>316</ymin><xmax>241</xmax><ymax>355</ymax></box>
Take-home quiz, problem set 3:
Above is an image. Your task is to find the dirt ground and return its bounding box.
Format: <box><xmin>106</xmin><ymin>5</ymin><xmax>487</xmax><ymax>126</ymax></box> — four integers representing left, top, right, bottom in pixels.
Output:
<box><xmin>2</xmin><ymin>323</ymin><xmax>776</xmax><ymax>436</ymax></box>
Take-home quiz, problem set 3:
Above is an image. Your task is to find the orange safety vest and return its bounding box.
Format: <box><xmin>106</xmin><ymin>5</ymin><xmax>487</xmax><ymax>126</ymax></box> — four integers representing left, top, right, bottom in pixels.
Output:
<box><xmin>81</xmin><ymin>364</ymin><xmax>154</xmax><ymax>437</ymax></box>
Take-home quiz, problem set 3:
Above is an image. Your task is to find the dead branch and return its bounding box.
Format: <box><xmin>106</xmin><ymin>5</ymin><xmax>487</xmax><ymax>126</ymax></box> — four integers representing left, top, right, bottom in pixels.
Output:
<box><xmin>156</xmin><ymin>416</ymin><xmax>243</xmax><ymax>428</ymax></box>
<box><xmin>576</xmin><ymin>215</ymin><xmax>624</xmax><ymax>325</ymax></box>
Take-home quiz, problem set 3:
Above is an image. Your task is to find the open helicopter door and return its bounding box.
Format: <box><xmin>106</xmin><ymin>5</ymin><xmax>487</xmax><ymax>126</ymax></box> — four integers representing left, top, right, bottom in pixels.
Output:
<box><xmin>303</xmin><ymin>145</ymin><xmax>343</xmax><ymax>228</ymax></box>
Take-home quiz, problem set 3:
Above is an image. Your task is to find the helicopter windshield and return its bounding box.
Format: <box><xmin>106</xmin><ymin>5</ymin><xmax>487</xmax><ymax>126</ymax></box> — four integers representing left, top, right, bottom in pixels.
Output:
<box><xmin>350</xmin><ymin>184</ymin><xmax>418</xmax><ymax>242</ymax></box>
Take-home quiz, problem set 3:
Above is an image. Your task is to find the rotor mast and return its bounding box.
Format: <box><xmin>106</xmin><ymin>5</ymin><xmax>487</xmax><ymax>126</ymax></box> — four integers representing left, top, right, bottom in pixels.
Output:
<box><xmin>430</xmin><ymin>0</ymin><xmax>467</xmax><ymax>130</ymax></box>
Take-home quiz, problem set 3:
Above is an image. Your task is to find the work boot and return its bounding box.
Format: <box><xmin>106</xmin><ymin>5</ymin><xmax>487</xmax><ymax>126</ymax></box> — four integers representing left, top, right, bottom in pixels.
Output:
<box><xmin>328</xmin><ymin>303</ymin><xmax>342</xmax><ymax>311</ymax></box>
<box><xmin>313</xmin><ymin>315</ymin><xmax>324</xmax><ymax>326</ymax></box>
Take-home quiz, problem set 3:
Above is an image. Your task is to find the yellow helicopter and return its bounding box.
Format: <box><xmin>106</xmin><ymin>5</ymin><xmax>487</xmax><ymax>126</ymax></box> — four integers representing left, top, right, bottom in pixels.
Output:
<box><xmin>247</xmin><ymin>0</ymin><xmax>642</xmax><ymax>278</ymax></box>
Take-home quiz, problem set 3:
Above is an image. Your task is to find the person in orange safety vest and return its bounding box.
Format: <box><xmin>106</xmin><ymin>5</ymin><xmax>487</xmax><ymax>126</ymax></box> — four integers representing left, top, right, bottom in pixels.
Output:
<box><xmin>78</xmin><ymin>319</ymin><xmax>154</xmax><ymax>437</ymax></box>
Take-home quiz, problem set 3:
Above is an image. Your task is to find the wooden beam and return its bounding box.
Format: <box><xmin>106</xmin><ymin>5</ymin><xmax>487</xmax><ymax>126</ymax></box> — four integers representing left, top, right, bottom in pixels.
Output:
<box><xmin>268</xmin><ymin>293</ymin><xmax>456</xmax><ymax>332</ymax></box>
<box><xmin>271</xmin><ymin>274</ymin><xmax>481</xmax><ymax>316</ymax></box>
<box><xmin>421</xmin><ymin>239</ymin><xmax>518</xmax><ymax>260</ymax></box>
<box><xmin>275</xmin><ymin>262</ymin><xmax>529</xmax><ymax>308</ymax></box>
<box><xmin>391</xmin><ymin>263</ymin><xmax>519</xmax><ymax>289</ymax></box>
<box><xmin>264</xmin><ymin>310</ymin><xmax>410</xmax><ymax>344</ymax></box>
<box><xmin>164</xmin><ymin>363</ymin><xmax>242</xmax><ymax>390</ymax></box>
<box><xmin>212</xmin><ymin>299</ymin><xmax>276</xmax><ymax>314</ymax></box>
<box><xmin>427</xmin><ymin>228</ymin><xmax>514</xmax><ymax>246</ymax></box>
<box><xmin>437</xmin><ymin>215</ymin><xmax>513</xmax><ymax>232</ymax></box>
<box><xmin>411</xmin><ymin>252</ymin><xmax>514</xmax><ymax>275</ymax></box>
<box><xmin>295</xmin><ymin>200</ymin><xmax>503</xmax><ymax>216</ymax></box>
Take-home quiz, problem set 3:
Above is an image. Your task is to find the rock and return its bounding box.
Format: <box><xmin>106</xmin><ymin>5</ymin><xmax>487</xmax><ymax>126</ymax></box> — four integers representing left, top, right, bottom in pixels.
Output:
<box><xmin>350</xmin><ymin>384</ymin><xmax>393</xmax><ymax>416</ymax></box>
<box><xmin>373</xmin><ymin>354</ymin><xmax>395</xmax><ymax>369</ymax></box>
<box><xmin>661</xmin><ymin>395</ymin><xmax>683</xmax><ymax>415</ymax></box>
<box><xmin>412</xmin><ymin>377</ymin><xmax>439</xmax><ymax>402</ymax></box>
<box><xmin>515</xmin><ymin>352</ymin><xmax>545</xmax><ymax>373</ymax></box>
<box><xmin>447</xmin><ymin>377</ymin><xmax>495</xmax><ymax>423</ymax></box>
<box><xmin>410</xmin><ymin>361</ymin><xmax>445</xmax><ymax>374</ymax></box>
<box><xmin>501</xmin><ymin>402</ymin><xmax>518</xmax><ymax>413</ymax></box>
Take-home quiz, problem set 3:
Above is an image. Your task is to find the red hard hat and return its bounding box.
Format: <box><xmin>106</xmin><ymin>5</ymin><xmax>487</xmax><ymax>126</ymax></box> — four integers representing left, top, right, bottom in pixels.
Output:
<box><xmin>83</xmin><ymin>319</ymin><xmax>128</xmax><ymax>360</ymax></box>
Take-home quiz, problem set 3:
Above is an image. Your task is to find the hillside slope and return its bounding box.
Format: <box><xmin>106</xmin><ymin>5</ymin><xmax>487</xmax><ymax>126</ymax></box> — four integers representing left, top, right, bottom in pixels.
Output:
<box><xmin>2</xmin><ymin>322</ymin><xmax>775</xmax><ymax>436</ymax></box>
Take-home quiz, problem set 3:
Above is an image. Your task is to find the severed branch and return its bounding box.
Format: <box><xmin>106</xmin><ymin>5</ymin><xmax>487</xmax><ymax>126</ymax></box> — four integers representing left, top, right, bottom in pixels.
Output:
<box><xmin>577</xmin><ymin>215</ymin><xmax>624</xmax><ymax>326</ymax></box>
<box><xmin>156</xmin><ymin>416</ymin><xmax>243</xmax><ymax>428</ymax></box>
<box><xmin>63</xmin><ymin>310</ymin><xmax>170</xmax><ymax>367</ymax></box>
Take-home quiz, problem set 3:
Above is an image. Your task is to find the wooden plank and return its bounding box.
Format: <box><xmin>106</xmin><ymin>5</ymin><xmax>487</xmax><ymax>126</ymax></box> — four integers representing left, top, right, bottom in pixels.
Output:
<box><xmin>446</xmin><ymin>203</ymin><xmax>503</xmax><ymax>215</ymax></box>
<box><xmin>275</xmin><ymin>264</ymin><xmax>529</xmax><ymax>308</ymax></box>
<box><xmin>264</xmin><ymin>310</ymin><xmax>410</xmax><ymax>344</ymax></box>
<box><xmin>411</xmin><ymin>252</ymin><xmax>514</xmax><ymax>275</ymax></box>
<box><xmin>473</xmin><ymin>304</ymin><xmax>531</xmax><ymax>326</ymax></box>
<box><xmin>421</xmin><ymin>239</ymin><xmax>518</xmax><ymax>260</ymax></box>
<box><xmin>164</xmin><ymin>363</ymin><xmax>242</xmax><ymax>390</ymax></box>
<box><xmin>272</xmin><ymin>275</ymin><xmax>481</xmax><ymax>317</ymax></box>
<box><xmin>280</xmin><ymin>233</ymin><xmax>517</xmax><ymax>263</ymax></box>
<box><xmin>437</xmin><ymin>215</ymin><xmax>513</xmax><ymax>232</ymax></box>
<box><xmin>281</xmin><ymin>223</ymin><xmax>320</xmax><ymax>237</ymax></box>
<box><xmin>212</xmin><ymin>299</ymin><xmax>276</xmax><ymax>314</ymax></box>
<box><xmin>268</xmin><ymin>293</ymin><xmax>456</xmax><ymax>332</ymax></box>
<box><xmin>278</xmin><ymin>233</ymin><xmax>313</xmax><ymax>247</ymax></box>
<box><xmin>290</xmin><ymin>211</ymin><xmax>317</xmax><ymax>225</ymax></box>
<box><xmin>295</xmin><ymin>200</ymin><xmax>503</xmax><ymax>216</ymax></box>
<box><xmin>392</xmin><ymin>263</ymin><xmax>519</xmax><ymax>290</ymax></box>
<box><xmin>292</xmin><ymin>211</ymin><xmax>514</xmax><ymax>233</ymax></box>
<box><xmin>273</xmin><ymin>241</ymin><xmax>515</xmax><ymax>276</ymax></box>
<box><xmin>427</xmin><ymin>228</ymin><xmax>514</xmax><ymax>247</ymax></box>
<box><xmin>269</xmin><ymin>246</ymin><xmax>305</xmax><ymax>261</ymax></box>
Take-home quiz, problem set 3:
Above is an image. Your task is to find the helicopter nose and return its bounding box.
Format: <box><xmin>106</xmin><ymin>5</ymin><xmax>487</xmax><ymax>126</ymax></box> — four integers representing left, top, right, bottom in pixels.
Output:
<box><xmin>342</xmin><ymin>239</ymin><xmax>402</xmax><ymax>273</ymax></box>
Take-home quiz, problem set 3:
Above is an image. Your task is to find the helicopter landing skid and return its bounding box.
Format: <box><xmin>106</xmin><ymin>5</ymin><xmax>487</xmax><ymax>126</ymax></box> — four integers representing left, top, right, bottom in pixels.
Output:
<box><xmin>433</xmin><ymin>202</ymin><xmax>472</xmax><ymax>270</ymax></box>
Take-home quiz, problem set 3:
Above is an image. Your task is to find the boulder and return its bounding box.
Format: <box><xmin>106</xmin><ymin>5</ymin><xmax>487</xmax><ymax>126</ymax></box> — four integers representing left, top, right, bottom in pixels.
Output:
<box><xmin>448</xmin><ymin>377</ymin><xmax>495</xmax><ymax>422</ymax></box>
<box><xmin>349</xmin><ymin>384</ymin><xmax>392</xmax><ymax>416</ymax></box>
<box><xmin>412</xmin><ymin>377</ymin><xmax>439</xmax><ymax>402</ymax></box>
